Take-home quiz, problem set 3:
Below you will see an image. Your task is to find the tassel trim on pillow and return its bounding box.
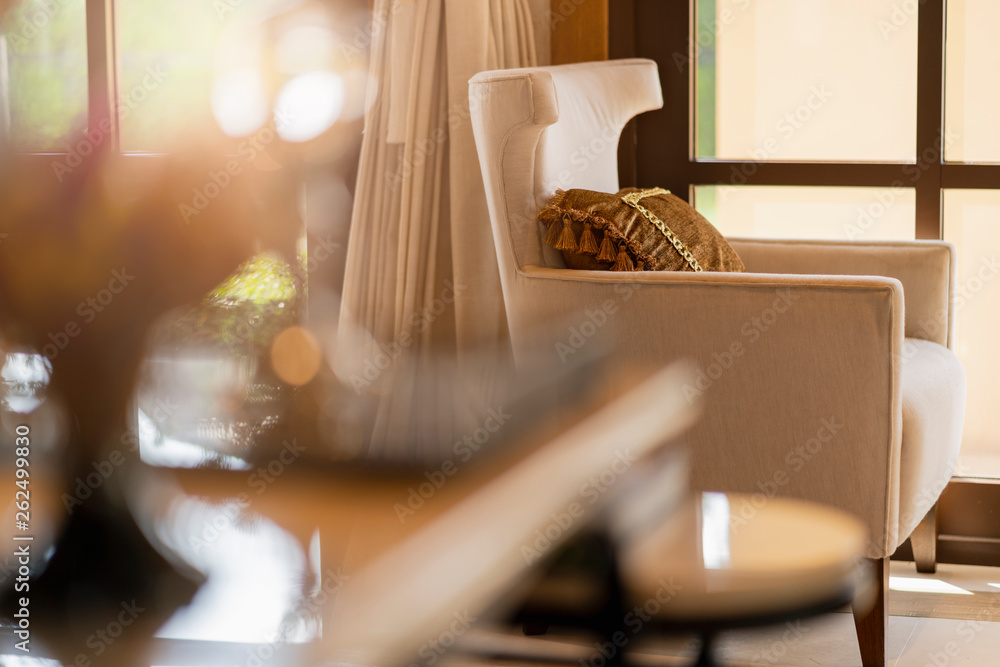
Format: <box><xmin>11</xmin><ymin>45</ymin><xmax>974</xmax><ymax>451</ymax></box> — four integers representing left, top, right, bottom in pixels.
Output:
<box><xmin>611</xmin><ymin>245</ymin><xmax>634</xmax><ymax>271</ymax></box>
<box><xmin>596</xmin><ymin>233</ymin><xmax>617</xmax><ymax>262</ymax></box>
<box><xmin>538</xmin><ymin>191</ymin><xmax>654</xmax><ymax>271</ymax></box>
<box><xmin>578</xmin><ymin>222</ymin><xmax>599</xmax><ymax>255</ymax></box>
<box><xmin>543</xmin><ymin>217</ymin><xmax>563</xmax><ymax>247</ymax></box>
<box><xmin>554</xmin><ymin>216</ymin><xmax>578</xmax><ymax>251</ymax></box>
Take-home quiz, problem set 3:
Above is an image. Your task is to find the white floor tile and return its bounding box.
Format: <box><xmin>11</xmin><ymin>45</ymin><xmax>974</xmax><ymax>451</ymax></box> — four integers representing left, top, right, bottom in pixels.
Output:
<box><xmin>894</xmin><ymin>617</ymin><xmax>1000</xmax><ymax>667</ymax></box>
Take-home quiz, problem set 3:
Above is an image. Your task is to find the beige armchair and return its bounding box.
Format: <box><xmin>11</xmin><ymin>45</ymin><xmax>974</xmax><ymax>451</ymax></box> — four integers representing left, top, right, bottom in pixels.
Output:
<box><xmin>469</xmin><ymin>58</ymin><xmax>966</xmax><ymax>666</ymax></box>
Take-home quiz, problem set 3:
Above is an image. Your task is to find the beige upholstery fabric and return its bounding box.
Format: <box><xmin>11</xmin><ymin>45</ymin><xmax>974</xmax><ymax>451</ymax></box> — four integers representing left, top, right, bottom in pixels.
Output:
<box><xmin>731</xmin><ymin>239</ymin><xmax>956</xmax><ymax>346</ymax></box>
<box><xmin>469</xmin><ymin>59</ymin><xmax>967</xmax><ymax>559</ymax></box>
<box><xmin>897</xmin><ymin>338</ymin><xmax>966</xmax><ymax>544</ymax></box>
<box><xmin>470</xmin><ymin>61</ymin><xmax>663</xmax><ymax>272</ymax></box>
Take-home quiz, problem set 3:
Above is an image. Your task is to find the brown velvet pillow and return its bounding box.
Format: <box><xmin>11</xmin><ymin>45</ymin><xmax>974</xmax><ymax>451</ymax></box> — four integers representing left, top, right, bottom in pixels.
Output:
<box><xmin>537</xmin><ymin>187</ymin><xmax>745</xmax><ymax>273</ymax></box>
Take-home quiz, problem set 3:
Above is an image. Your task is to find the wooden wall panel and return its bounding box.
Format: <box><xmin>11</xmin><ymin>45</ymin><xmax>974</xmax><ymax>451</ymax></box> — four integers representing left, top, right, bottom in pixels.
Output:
<box><xmin>550</xmin><ymin>0</ymin><xmax>609</xmax><ymax>64</ymax></box>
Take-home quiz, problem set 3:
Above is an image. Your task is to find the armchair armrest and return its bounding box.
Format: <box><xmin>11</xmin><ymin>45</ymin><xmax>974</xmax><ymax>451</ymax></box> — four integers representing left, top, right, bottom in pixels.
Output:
<box><xmin>511</xmin><ymin>266</ymin><xmax>905</xmax><ymax>557</ymax></box>
<box><xmin>729</xmin><ymin>238</ymin><xmax>956</xmax><ymax>348</ymax></box>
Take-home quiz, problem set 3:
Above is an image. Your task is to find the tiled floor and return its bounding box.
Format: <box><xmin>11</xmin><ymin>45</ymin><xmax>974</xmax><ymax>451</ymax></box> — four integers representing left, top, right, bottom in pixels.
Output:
<box><xmin>455</xmin><ymin>561</ymin><xmax>1000</xmax><ymax>667</ymax></box>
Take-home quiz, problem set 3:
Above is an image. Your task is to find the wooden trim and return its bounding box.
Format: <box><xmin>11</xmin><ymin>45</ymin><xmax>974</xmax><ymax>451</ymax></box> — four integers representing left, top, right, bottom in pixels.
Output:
<box><xmin>935</xmin><ymin>540</ymin><xmax>1000</xmax><ymax>568</ymax></box>
<box><xmin>914</xmin><ymin>0</ymin><xmax>945</xmax><ymax>239</ymax></box>
<box><xmin>632</xmin><ymin>0</ymin><xmax>691</xmax><ymax>197</ymax></box>
<box><xmin>609</xmin><ymin>0</ymin><xmax>635</xmax><ymax>60</ymax></box>
<box><xmin>938</xmin><ymin>480</ymin><xmax>1000</xmax><ymax>542</ymax></box>
<box><xmin>550</xmin><ymin>0</ymin><xmax>608</xmax><ymax>65</ymax></box>
<box><xmin>894</xmin><ymin>480</ymin><xmax>1000</xmax><ymax>568</ymax></box>
<box><xmin>85</xmin><ymin>0</ymin><xmax>119</xmax><ymax>152</ymax></box>
<box><xmin>688</xmin><ymin>161</ymin><xmax>915</xmax><ymax>188</ymax></box>
<box><xmin>941</xmin><ymin>163</ymin><xmax>1000</xmax><ymax>189</ymax></box>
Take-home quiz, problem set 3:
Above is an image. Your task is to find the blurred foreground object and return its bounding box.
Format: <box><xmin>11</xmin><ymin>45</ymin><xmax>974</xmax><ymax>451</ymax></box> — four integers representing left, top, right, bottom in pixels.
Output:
<box><xmin>316</xmin><ymin>360</ymin><xmax>697</xmax><ymax>665</ymax></box>
<box><xmin>513</xmin><ymin>491</ymin><xmax>868</xmax><ymax>667</ymax></box>
<box><xmin>124</xmin><ymin>336</ymin><xmax>694</xmax><ymax>664</ymax></box>
<box><xmin>211</xmin><ymin>0</ymin><xmax>372</xmax><ymax>165</ymax></box>
<box><xmin>0</xmin><ymin>147</ymin><xmax>265</xmax><ymax>461</ymax></box>
<box><xmin>136</xmin><ymin>252</ymin><xmax>302</xmax><ymax>465</ymax></box>
<box><xmin>0</xmin><ymin>144</ymin><xmax>271</xmax><ymax>662</ymax></box>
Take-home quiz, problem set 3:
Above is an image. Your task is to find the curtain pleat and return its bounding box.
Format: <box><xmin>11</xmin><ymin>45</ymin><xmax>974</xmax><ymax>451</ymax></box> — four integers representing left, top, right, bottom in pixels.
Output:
<box><xmin>339</xmin><ymin>0</ymin><xmax>537</xmax><ymax>459</ymax></box>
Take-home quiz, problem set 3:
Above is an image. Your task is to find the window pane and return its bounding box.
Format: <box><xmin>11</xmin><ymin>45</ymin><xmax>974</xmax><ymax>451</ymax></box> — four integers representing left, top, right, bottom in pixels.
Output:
<box><xmin>943</xmin><ymin>191</ymin><xmax>1000</xmax><ymax>466</ymax></box>
<box><xmin>693</xmin><ymin>186</ymin><xmax>915</xmax><ymax>241</ymax></box>
<box><xmin>944</xmin><ymin>0</ymin><xmax>1000</xmax><ymax>163</ymax></box>
<box><xmin>0</xmin><ymin>0</ymin><xmax>87</xmax><ymax>151</ymax></box>
<box><xmin>696</xmin><ymin>0</ymin><xmax>917</xmax><ymax>162</ymax></box>
<box><xmin>116</xmin><ymin>0</ymin><xmax>296</xmax><ymax>152</ymax></box>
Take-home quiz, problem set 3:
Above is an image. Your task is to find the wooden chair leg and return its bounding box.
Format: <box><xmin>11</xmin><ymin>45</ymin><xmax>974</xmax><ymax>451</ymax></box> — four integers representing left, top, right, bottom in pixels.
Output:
<box><xmin>853</xmin><ymin>557</ymin><xmax>888</xmax><ymax>667</ymax></box>
<box><xmin>911</xmin><ymin>503</ymin><xmax>939</xmax><ymax>574</ymax></box>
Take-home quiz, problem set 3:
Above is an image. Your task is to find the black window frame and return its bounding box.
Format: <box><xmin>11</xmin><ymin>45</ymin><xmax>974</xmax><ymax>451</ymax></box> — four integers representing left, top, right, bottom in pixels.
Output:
<box><xmin>615</xmin><ymin>0</ymin><xmax>1000</xmax><ymax>241</ymax></box>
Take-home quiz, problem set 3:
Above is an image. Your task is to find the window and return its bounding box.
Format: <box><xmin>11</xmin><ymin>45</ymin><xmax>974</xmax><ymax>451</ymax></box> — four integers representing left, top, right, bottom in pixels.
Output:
<box><xmin>0</xmin><ymin>0</ymin><xmax>87</xmax><ymax>151</ymax></box>
<box><xmin>628</xmin><ymin>0</ymin><xmax>1000</xmax><ymax>475</ymax></box>
<box><xmin>944</xmin><ymin>0</ymin><xmax>1000</xmax><ymax>163</ymax></box>
<box><xmin>697</xmin><ymin>0</ymin><xmax>917</xmax><ymax>164</ymax></box>
<box><xmin>940</xmin><ymin>1</ymin><xmax>1000</xmax><ymax>468</ymax></box>
<box><xmin>0</xmin><ymin>1</ymin><xmax>369</xmax><ymax>459</ymax></box>
<box><xmin>116</xmin><ymin>0</ymin><xmax>310</xmax><ymax>152</ymax></box>
<box><xmin>0</xmin><ymin>0</ymin><xmax>361</xmax><ymax>155</ymax></box>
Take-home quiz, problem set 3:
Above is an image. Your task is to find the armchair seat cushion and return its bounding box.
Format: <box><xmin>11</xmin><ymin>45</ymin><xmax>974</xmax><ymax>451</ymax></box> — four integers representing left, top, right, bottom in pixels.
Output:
<box><xmin>897</xmin><ymin>338</ymin><xmax>966</xmax><ymax>547</ymax></box>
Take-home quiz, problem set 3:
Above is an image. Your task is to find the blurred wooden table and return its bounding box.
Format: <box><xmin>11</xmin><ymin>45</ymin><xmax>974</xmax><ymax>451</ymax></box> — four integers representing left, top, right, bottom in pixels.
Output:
<box><xmin>517</xmin><ymin>491</ymin><xmax>868</xmax><ymax>667</ymax></box>
<box><xmin>149</xmin><ymin>362</ymin><xmax>697</xmax><ymax>666</ymax></box>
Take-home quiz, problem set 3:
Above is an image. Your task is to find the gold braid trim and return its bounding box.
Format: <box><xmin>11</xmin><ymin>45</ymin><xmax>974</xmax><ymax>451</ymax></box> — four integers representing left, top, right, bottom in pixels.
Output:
<box><xmin>620</xmin><ymin>188</ymin><xmax>704</xmax><ymax>272</ymax></box>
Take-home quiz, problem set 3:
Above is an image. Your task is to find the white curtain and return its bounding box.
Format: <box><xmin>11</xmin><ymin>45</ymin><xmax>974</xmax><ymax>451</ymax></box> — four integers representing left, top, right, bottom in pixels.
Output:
<box><xmin>338</xmin><ymin>0</ymin><xmax>539</xmax><ymax>456</ymax></box>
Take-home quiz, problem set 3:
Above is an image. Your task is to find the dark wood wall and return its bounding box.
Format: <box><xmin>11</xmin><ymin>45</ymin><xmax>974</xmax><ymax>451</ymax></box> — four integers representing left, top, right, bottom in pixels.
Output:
<box><xmin>551</xmin><ymin>0</ymin><xmax>609</xmax><ymax>64</ymax></box>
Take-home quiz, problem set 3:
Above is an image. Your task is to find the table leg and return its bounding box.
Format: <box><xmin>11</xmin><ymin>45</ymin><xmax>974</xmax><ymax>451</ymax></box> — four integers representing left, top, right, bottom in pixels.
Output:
<box><xmin>693</xmin><ymin>633</ymin><xmax>720</xmax><ymax>667</ymax></box>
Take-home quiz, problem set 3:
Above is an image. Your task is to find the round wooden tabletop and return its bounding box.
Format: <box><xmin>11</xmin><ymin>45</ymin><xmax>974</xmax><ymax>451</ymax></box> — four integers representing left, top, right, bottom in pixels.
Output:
<box><xmin>620</xmin><ymin>491</ymin><xmax>869</xmax><ymax>625</ymax></box>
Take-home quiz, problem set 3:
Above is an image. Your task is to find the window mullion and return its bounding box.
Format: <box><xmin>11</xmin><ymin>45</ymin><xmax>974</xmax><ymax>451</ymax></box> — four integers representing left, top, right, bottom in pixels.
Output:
<box><xmin>915</xmin><ymin>0</ymin><xmax>946</xmax><ymax>240</ymax></box>
<box><xmin>689</xmin><ymin>162</ymin><xmax>916</xmax><ymax>189</ymax></box>
<box><xmin>85</xmin><ymin>0</ymin><xmax>119</xmax><ymax>153</ymax></box>
<box><xmin>629</xmin><ymin>0</ymin><xmax>693</xmax><ymax>199</ymax></box>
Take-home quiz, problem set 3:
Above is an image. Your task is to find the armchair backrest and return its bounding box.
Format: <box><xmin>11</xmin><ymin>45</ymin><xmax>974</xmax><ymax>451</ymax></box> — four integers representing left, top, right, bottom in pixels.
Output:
<box><xmin>469</xmin><ymin>59</ymin><xmax>663</xmax><ymax>278</ymax></box>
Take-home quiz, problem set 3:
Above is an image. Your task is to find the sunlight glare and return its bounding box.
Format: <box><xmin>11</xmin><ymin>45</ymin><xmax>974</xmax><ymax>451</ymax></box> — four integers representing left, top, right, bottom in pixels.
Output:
<box><xmin>701</xmin><ymin>492</ymin><xmax>732</xmax><ymax>570</ymax></box>
<box><xmin>275</xmin><ymin>71</ymin><xmax>345</xmax><ymax>143</ymax></box>
<box><xmin>275</xmin><ymin>25</ymin><xmax>337</xmax><ymax>75</ymax></box>
<box><xmin>889</xmin><ymin>576</ymin><xmax>973</xmax><ymax>595</ymax></box>
<box><xmin>212</xmin><ymin>67</ymin><xmax>270</xmax><ymax>137</ymax></box>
